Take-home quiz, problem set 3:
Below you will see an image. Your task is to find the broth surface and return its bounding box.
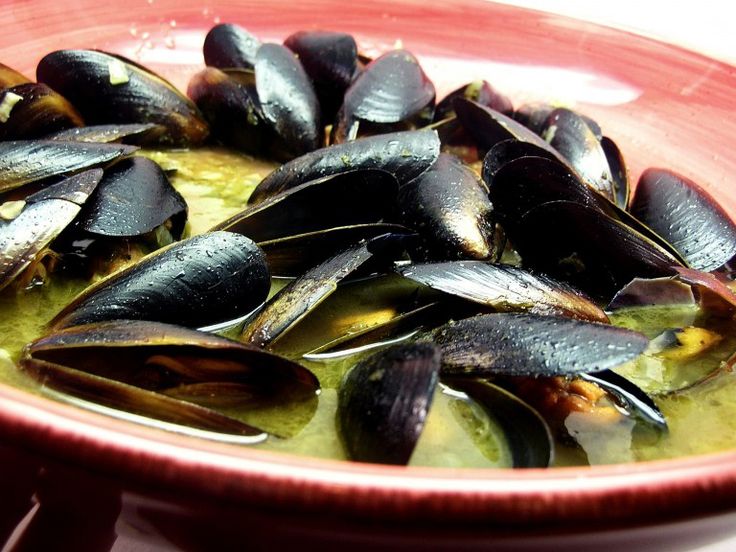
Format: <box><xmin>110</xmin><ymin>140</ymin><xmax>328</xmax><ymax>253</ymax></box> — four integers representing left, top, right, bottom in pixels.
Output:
<box><xmin>2</xmin><ymin>147</ymin><xmax>736</xmax><ymax>468</ymax></box>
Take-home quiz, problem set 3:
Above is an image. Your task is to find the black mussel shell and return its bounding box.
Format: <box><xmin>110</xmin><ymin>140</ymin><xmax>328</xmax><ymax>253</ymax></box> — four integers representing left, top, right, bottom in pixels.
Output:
<box><xmin>482</xmin><ymin>138</ymin><xmax>562</xmax><ymax>182</ymax></box>
<box><xmin>50</xmin><ymin>231</ymin><xmax>270</xmax><ymax>329</ymax></box>
<box><xmin>397</xmin><ymin>261</ymin><xmax>608</xmax><ymax>322</ymax></box>
<box><xmin>580</xmin><ymin>370</ymin><xmax>667</xmax><ymax>430</ymax></box>
<box><xmin>398</xmin><ymin>153</ymin><xmax>497</xmax><ymax>261</ymax></box>
<box><xmin>77</xmin><ymin>157</ymin><xmax>187</xmax><ymax>239</ymax></box>
<box><xmin>513</xmin><ymin>200</ymin><xmax>679</xmax><ymax>300</ymax></box>
<box><xmin>539</xmin><ymin>108</ymin><xmax>614</xmax><ymax>202</ymax></box>
<box><xmin>203</xmin><ymin>23</ymin><xmax>262</xmax><ymax>70</ymax></box>
<box><xmin>432</xmin><ymin>313</ymin><xmax>649</xmax><ymax>378</ymax></box>
<box><xmin>0</xmin><ymin>169</ymin><xmax>102</xmax><ymax>291</ymax></box>
<box><xmin>600</xmin><ymin>136</ymin><xmax>629</xmax><ymax>209</ymax></box>
<box><xmin>487</xmin><ymin>155</ymin><xmax>602</xmax><ymax>235</ymax></box>
<box><xmin>37</xmin><ymin>49</ymin><xmax>209</xmax><ymax>147</ymax></box>
<box><xmin>25</xmin><ymin>319</ymin><xmax>318</xmax><ymax>397</ymax></box>
<box><xmin>0</xmin><ymin>83</ymin><xmax>83</xmax><ymax>140</ymax></box>
<box><xmin>212</xmin><ymin>169</ymin><xmax>398</xmax><ymax>242</ymax></box>
<box><xmin>513</xmin><ymin>103</ymin><xmax>603</xmax><ymax>139</ymax></box>
<box><xmin>443</xmin><ymin>378</ymin><xmax>553</xmax><ymax>468</ymax></box>
<box><xmin>333</xmin><ymin>50</ymin><xmax>435</xmax><ymax>142</ymax></box>
<box><xmin>21</xmin><ymin>357</ymin><xmax>267</xmax><ymax>440</ymax></box>
<box><xmin>259</xmin><ymin>223</ymin><xmax>409</xmax><ymax>277</ymax></box>
<box><xmin>435</xmin><ymin>80</ymin><xmax>513</xmax><ymax>121</ymax></box>
<box><xmin>454</xmin><ymin>98</ymin><xmax>565</xmax><ymax>159</ymax></box>
<box><xmin>44</xmin><ymin>123</ymin><xmax>163</xmax><ymax>144</ymax></box>
<box><xmin>337</xmin><ymin>342</ymin><xmax>440</xmax><ymax>464</ymax></box>
<box><xmin>241</xmin><ymin>237</ymin><xmax>396</xmax><ymax>349</ymax></box>
<box><xmin>0</xmin><ymin>62</ymin><xmax>31</xmax><ymax>88</ymax></box>
<box><xmin>187</xmin><ymin>67</ymin><xmax>265</xmax><ymax>154</ymax></box>
<box><xmin>254</xmin><ymin>43</ymin><xmax>321</xmax><ymax>159</ymax></box>
<box><xmin>284</xmin><ymin>30</ymin><xmax>357</xmax><ymax>122</ymax></box>
<box><xmin>0</xmin><ymin>140</ymin><xmax>136</xmax><ymax>193</ymax></box>
<box><xmin>630</xmin><ymin>168</ymin><xmax>736</xmax><ymax>272</ymax></box>
<box><xmin>248</xmin><ymin>129</ymin><xmax>440</xmax><ymax>204</ymax></box>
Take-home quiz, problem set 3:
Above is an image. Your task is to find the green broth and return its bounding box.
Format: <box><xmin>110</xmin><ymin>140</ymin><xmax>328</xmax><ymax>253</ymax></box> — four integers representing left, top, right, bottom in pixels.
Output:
<box><xmin>3</xmin><ymin>147</ymin><xmax>736</xmax><ymax>468</ymax></box>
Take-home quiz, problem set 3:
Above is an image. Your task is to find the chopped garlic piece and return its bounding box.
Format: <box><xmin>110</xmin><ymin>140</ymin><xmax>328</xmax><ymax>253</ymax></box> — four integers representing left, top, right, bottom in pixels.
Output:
<box><xmin>0</xmin><ymin>200</ymin><xmax>25</xmax><ymax>220</ymax></box>
<box><xmin>108</xmin><ymin>59</ymin><xmax>130</xmax><ymax>85</ymax></box>
<box><xmin>0</xmin><ymin>92</ymin><xmax>24</xmax><ymax>123</ymax></box>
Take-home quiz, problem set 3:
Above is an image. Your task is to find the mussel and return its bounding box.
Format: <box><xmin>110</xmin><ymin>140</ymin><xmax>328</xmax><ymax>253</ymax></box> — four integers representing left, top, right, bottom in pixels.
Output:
<box><xmin>0</xmin><ymin>83</ymin><xmax>83</xmax><ymax>140</ymax></box>
<box><xmin>203</xmin><ymin>23</ymin><xmax>262</xmax><ymax>70</ymax></box>
<box><xmin>37</xmin><ymin>50</ymin><xmax>209</xmax><ymax>147</ymax></box>
<box><xmin>50</xmin><ymin>231</ymin><xmax>270</xmax><ymax>330</ymax></box>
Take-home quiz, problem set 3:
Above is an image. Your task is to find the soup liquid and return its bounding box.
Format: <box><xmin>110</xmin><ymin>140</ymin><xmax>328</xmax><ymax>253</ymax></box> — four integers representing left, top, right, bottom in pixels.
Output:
<box><xmin>2</xmin><ymin>148</ymin><xmax>736</xmax><ymax>468</ymax></box>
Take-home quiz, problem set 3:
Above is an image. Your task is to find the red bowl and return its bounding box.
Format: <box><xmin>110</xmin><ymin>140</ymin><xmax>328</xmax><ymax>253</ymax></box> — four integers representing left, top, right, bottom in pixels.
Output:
<box><xmin>2</xmin><ymin>1</ymin><xmax>736</xmax><ymax>550</ymax></box>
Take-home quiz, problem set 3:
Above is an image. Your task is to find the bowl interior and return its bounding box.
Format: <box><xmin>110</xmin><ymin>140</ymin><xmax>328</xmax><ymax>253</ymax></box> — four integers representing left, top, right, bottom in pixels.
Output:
<box><xmin>2</xmin><ymin>0</ymin><xmax>736</xmax><ymax>528</ymax></box>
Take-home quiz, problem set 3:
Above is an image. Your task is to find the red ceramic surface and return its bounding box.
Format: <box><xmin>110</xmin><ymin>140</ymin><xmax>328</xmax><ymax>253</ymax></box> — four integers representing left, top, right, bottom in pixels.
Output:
<box><xmin>2</xmin><ymin>1</ymin><xmax>736</xmax><ymax>550</ymax></box>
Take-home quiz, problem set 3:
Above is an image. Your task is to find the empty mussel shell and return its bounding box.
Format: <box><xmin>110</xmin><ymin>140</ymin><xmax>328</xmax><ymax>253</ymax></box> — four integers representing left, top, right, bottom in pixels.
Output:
<box><xmin>49</xmin><ymin>231</ymin><xmax>270</xmax><ymax>329</ymax></box>
<box><xmin>398</xmin><ymin>153</ymin><xmax>498</xmax><ymax>261</ymax></box>
<box><xmin>21</xmin><ymin>358</ymin><xmax>268</xmax><ymax>441</ymax></box>
<box><xmin>432</xmin><ymin>312</ymin><xmax>649</xmax><ymax>377</ymax></box>
<box><xmin>397</xmin><ymin>261</ymin><xmax>608</xmax><ymax>322</ymax></box>
<box><xmin>25</xmin><ymin>319</ymin><xmax>318</xmax><ymax>397</ymax></box>
<box><xmin>333</xmin><ymin>49</ymin><xmax>435</xmax><ymax>142</ymax></box>
<box><xmin>629</xmin><ymin>168</ymin><xmax>736</xmax><ymax>272</ymax></box>
<box><xmin>0</xmin><ymin>169</ymin><xmax>102</xmax><ymax>291</ymax></box>
<box><xmin>443</xmin><ymin>378</ymin><xmax>553</xmax><ymax>468</ymax></box>
<box><xmin>77</xmin><ymin>157</ymin><xmax>188</xmax><ymax>239</ymax></box>
<box><xmin>0</xmin><ymin>140</ymin><xmax>136</xmax><ymax>193</ymax></box>
<box><xmin>248</xmin><ymin>129</ymin><xmax>440</xmax><ymax>204</ymax></box>
<box><xmin>0</xmin><ymin>83</ymin><xmax>83</xmax><ymax>140</ymax></box>
<box><xmin>37</xmin><ymin>49</ymin><xmax>209</xmax><ymax>147</ymax></box>
<box><xmin>203</xmin><ymin>23</ymin><xmax>262</xmax><ymax>70</ymax></box>
<box><xmin>337</xmin><ymin>342</ymin><xmax>440</xmax><ymax>464</ymax></box>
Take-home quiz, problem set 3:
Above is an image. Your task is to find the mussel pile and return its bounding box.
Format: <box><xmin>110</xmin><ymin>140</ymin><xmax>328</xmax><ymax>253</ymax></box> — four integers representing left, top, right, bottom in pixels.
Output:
<box><xmin>2</xmin><ymin>23</ymin><xmax>736</xmax><ymax>467</ymax></box>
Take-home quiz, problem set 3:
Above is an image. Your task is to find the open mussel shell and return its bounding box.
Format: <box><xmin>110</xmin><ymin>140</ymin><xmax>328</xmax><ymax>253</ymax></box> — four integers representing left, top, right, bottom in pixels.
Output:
<box><xmin>283</xmin><ymin>30</ymin><xmax>357</xmax><ymax>122</ymax></box>
<box><xmin>539</xmin><ymin>108</ymin><xmax>615</xmax><ymax>202</ymax></box>
<box><xmin>337</xmin><ymin>342</ymin><xmax>440</xmax><ymax>464</ymax></box>
<box><xmin>600</xmin><ymin>136</ymin><xmax>629</xmax><ymax>209</ymax></box>
<box><xmin>629</xmin><ymin>168</ymin><xmax>736</xmax><ymax>272</ymax></box>
<box><xmin>453</xmin><ymin>97</ymin><xmax>565</xmax><ymax>159</ymax></box>
<box><xmin>187</xmin><ymin>67</ymin><xmax>266</xmax><ymax>154</ymax></box>
<box><xmin>0</xmin><ymin>83</ymin><xmax>83</xmax><ymax>140</ymax></box>
<box><xmin>0</xmin><ymin>140</ymin><xmax>136</xmax><ymax>193</ymax></box>
<box><xmin>397</xmin><ymin>261</ymin><xmax>608</xmax><ymax>322</ymax></box>
<box><xmin>241</xmin><ymin>236</ymin><xmax>403</xmax><ymax>349</ymax></box>
<box><xmin>21</xmin><ymin>358</ymin><xmax>267</xmax><ymax>441</ymax></box>
<box><xmin>50</xmin><ymin>231</ymin><xmax>270</xmax><ymax>330</ymax></box>
<box><xmin>203</xmin><ymin>23</ymin><xmax>262</xmax><ymax>70</ymax></box>
<box><xmin>332</xmin><ymin>49</ymin><xmax>435</xmax><ymax>143</ymax></box>
<box><xmin>248</xmin><ymin>129</ymin><xmax>440</xmax><ymax>204</ymax></box>
<box><xmin>432</xmin><ymin>313</ymin><xmax>649</xmax><ymax>378</ymax></box>
<box><xmin>0</xmin><ymin>169</ymin><xmax>102</xmax><ymax>291</ymax></box>
<box><xmin>443</xmin><ymin>379</ymin><xmax>553</xmax><ymax>468</ymax></box>
<box><xmin>213</xmin><ymin>169</ymin><xmax>398</xmax><ymax>242</ymax></box>
<box><xmin>398</xmin><ymin>153</ymin><xmax>498</xmax><ymax>261</ymax></box>
<box><xmin>25</xmin><ymin>319</ymin><xmax>318</xmax><ymax>398</ymax></box>
<box><xmin>0</xmin><ymin>62</ymin><xmax>31</xmax><ymax>88</ymax></box>
<box><xmin>254</xmin><ymin>43</ymin><xmax>321</xmax><ymax>159</ymax></box>
<box><xmin>513</xmin><ymin>200</ymin><xmax>681</xmax><ymax>300</ymax></box>
<box><xmin>44</xmin><ymin>123</ymin><xmax>163</xmax><ymax>144</ymax></box>
<box><xmin>76</xmin><ymin>157</ymin><xmax>188</xmax><ymax>239</ymax></box>
<box><xmin>435</xmin><ymin>80</ymin><xmax>513</xmax><ymax>121</ymax></box>
<box><xmin>259</xmin><ymin>223</ymin><xmax>409</xmax><ymax>277</ymax></box>
<box><xmin>36</xmin><ymin>49</ymin><xmax>209</xmax><ymax>147</ymax></box>
<box><xmin>580</xmin><ymin>370</ymin><xmax>667</xmax><ymax>430</ymax></box>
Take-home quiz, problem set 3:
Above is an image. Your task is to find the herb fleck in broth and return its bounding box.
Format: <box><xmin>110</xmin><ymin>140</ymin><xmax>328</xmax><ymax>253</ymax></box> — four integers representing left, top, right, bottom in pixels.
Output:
<box><xmin>3</xmin><ymin>147</ymin><xmax>736</xmax><ymax>468</ymax></box>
